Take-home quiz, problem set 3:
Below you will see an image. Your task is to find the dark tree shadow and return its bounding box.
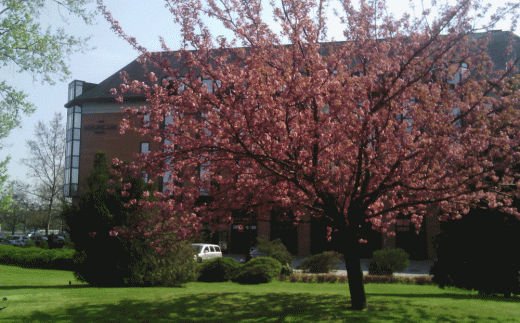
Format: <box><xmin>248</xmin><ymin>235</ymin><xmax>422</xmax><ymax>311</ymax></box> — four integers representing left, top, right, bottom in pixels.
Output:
<box><xmin>5</xmin><ymin>290</ymin><xmax>512</xmax><ymax>322</ymax></box>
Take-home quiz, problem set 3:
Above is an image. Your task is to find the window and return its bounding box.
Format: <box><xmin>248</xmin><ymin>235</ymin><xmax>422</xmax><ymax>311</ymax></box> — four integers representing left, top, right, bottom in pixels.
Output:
<box><xmin>140</xmin><ymin>142</ymin><xmax>150</xmax><ymax>154</ymax></box>
<box><xmin>64</xmin><ymin>98</ymin><xmax>82</xmax><ymax>197</ymax></box>
<box><xmin>447</xmin><ymin>62</ymin><xmax>468</xmax><ymax>85</ymax></box>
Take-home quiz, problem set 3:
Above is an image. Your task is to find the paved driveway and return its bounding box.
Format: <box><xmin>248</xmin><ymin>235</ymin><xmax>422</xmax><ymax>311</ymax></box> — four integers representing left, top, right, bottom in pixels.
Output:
<box><xmin>224</xmin><ymin>254</ymin><xmax>433</xmax><ymax>276</ymax></box>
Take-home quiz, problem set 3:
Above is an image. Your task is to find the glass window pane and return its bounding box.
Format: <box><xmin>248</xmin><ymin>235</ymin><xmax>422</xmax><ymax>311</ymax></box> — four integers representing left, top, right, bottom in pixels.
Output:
<box><xmin>140</xmin><ymin>142</ymin><xmax>149</xmax><ymax>153</ymax></box>
<box><xmin>67</xmin><ymin>114</ymin><xmax>73</xmax><ymax>129</ymax></box>
<box><xmin>66</xmin><ymin>129</ymin><xmax>71</xmax><ymax>142</ymax></box>
<box><xmin>65</xmin><ymin>156</ymin><xmax>70</xmax><ymax>169</ymax></box>
<box><xmin>71</xmin><ymin>168</ymin><xmax>79</xmax><ymax>183</ymax></box>
<box><xmin>75</xmin><ymin>83</ymin><xmax>83</xmax><ymax>97</ymax></box>
<box><xmin>66</xmin><ymin>141</ymin><xmax>72</xmax><ymax>157</ymax></box>
<box><xmin>72</xmin><ymin>156</ymin><xmax>80</xmax><ymax>168</ymax></box>
<box><xmin>72</xmin><ymin>141</ymin><xmax>80</xmax><ymax>156</ymax></box>
<box><xmin>74</xmin><ymin>106</ymin><xmax>81</xmax><ymax>113</ymax></box>
<box><xmin>74</xmin><ymin>113</ymin><xmax>81</xmax><ymax>128</ymax></box>
<box><xmin>68</xmin><ymin>84</ymin><xmax>73</xmax><ymax>101</ymax></box>
<box><xmin>65</xmin><ymin>170</ymin><xmax>70</xmax><ymax>184</ymax></box>
<box><xmin>203</xmin><ymin>79</ymin><xmax>213</xmax><ymax>93</ymax></box>
<box><xmin>63</xmin><ymin>184</ymin><xmax>70</xmax><ymax>196</ymax></box>
<box><xmin>70</xmin><ymin>184</ymin><xmax>78</xmax><ymax>195</ymax></box>
<box><xmin>74</xmin><ymin>128</ymin><xmax>81</xmax><ymax>140</ymax></box>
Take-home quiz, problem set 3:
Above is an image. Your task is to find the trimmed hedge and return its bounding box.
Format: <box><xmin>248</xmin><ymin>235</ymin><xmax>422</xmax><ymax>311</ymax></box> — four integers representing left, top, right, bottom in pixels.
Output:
<box><xmin>233</xmin><ymin>257</ymin><xmax>282</xmax><ymax>284</ymax></box>
<box><xmin>0</xmin><ymin>244</ymin><xmax>75</xmax><ymax>270</ymax></box>
<box><xmin>296</xmin><ymin>251</ymin><xmax>342</xmax><ymax>273</ymax></box>
<box><xmin>368</xmin><ymin>248</ymin><xmax>410</xmax><ymax>275</ymax></box>
<box><xmin>198</xmin><ymin>257</ymin><xmax>241</xmax><ymax>282</ymax></box>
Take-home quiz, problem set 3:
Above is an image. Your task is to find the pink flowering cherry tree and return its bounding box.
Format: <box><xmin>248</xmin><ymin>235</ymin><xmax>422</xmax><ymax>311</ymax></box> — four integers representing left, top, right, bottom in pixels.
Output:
<box><xmin>99</xmin><ymin>0</ymin><xmax>520</xmax><ymax>310</ymax></box>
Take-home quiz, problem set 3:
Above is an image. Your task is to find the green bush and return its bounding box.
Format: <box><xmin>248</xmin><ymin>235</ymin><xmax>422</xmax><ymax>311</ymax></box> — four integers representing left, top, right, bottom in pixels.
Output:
<box><xmin>23</xmin><ymin>239</ymin><xmax>37</xmax><ymax>248</ymax></box>
<box><xmin>257</xmin><ymin>237</ymin><xmax>294</xmax><ymax>266</ymax></box>
<box><xmin>37</xmin><ymin>240</ymin><xmax>49</xmax><ymax>249</ymax></box>
<box><xmin>368</xmin><ymin>248</ymin><xmax>410</xmax><ymax>275</ymax></box>
<box><xmin>198</xmin><ymin>257</ymin><xmax>240</xmax><ymax>282</ymax></box>
<box><xmin>233</xmin><ymin>257</ymin><xmax>282</xmax><ymax>284</ymax></box>
<box><xmin>431</xmin><ymin>208</ymin><xmax>520</xmax><ymax>297</ymax></box>
<box><xmin>63</xmin><ymin>152</ymin><xmax>200</xmax><ymax>287</ymax></box>
<box><xmin>281</xmin><ymin>264</ymin><xmax>293</xmax><ymax>276</ymax></box>
<box><xmin>128</xmin><ymin>241</ymin><xmax>200</xmax><ymax>287</ymax></box>
<box><xmin>0</xmin><ymin>244</ymin><xmax>75</xmax><ymax>270</ymax></box>
<box><xmin>296</xmin><ymin>251</ymin><xmax>342</xmax><ymax>273</ymax></box>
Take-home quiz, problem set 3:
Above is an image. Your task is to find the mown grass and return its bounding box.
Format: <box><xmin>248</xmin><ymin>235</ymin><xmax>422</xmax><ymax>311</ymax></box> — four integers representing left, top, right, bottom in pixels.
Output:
<box><xmin>0</xmin><ymin>264</ymin><xmax>519</xmax><ymax>322</ymax></box>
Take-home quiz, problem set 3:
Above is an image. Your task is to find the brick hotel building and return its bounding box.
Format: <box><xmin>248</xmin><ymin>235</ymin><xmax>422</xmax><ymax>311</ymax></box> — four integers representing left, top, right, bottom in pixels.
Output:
<box><xmin>64</xmin><ymin>31</ymin><xmax>520</xmax><ymax>259</ymax></box>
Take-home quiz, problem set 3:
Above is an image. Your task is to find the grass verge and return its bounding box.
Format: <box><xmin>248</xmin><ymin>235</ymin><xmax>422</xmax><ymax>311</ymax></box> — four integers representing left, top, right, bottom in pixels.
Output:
<box><xmin>0</xmin><ymin>265</ymin><xmax>519</xmax><ymax>322</ymax></box>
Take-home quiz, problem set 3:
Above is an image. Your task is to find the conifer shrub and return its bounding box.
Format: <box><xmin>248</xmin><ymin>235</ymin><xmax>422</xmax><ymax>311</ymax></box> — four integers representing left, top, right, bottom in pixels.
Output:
<box><xmin>198</xmin><ymin>257</ymin><xmax>240</xmax><ymax>282</ymax></box>
<box><xmin>368</xmin><ymin>248</ymin><xmax>409</xmax><ymax>276</ymax></box>
<box><xmin>431</xmin><ymin>208</ymin><xmax>520</xmax><ymax>297</ymax></box>
<box><xmin>128</xmin><ymin>240</ymin><xmax>200</xmax><ymax>287</ymax></box>
<box><xmin>63</xmin><ymin>151</ymin><xmax>199</xmax><ymax>287</ymax></box>
<box><xmin>233</xmin><ymin>257</ymin><xmax>282</xmax><ymax>284</ymax></box>
<box><xmin>296</xmin><ymin>251</ymin><xmax>342</xmax><ymax>273</ymax></box>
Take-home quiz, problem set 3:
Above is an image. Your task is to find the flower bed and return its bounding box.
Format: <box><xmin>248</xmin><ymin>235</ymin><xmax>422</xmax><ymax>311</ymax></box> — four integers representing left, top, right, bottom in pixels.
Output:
<box><xmin>279</xmin><ymin>273</ymin><xmax>434</xmax><ymax>285</ymax></box>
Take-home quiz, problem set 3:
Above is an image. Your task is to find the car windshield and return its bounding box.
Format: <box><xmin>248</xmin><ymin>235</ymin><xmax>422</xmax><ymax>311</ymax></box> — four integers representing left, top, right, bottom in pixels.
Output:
<box><xmin>192</xmin><ymin>245</ymin><xmax>202</xmax><ymax>252</ymax></box>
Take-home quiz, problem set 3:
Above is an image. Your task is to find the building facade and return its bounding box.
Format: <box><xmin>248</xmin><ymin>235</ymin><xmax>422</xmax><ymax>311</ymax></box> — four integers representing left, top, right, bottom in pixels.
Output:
<box><xmin>65</xmin><ymin>31</ymin><xmax>520</xmax><ymax>259</ymax></box>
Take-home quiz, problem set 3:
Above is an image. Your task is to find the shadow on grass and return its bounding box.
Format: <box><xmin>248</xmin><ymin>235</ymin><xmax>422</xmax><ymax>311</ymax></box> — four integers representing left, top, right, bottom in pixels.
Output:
<box><xmin>6</xmin><ymin>290</ymin><xmax>512</xmax><ymax>323</ymax></box>
<box><xmin>0</xmin><ymin>284</ymin><xmax>91</xmax><ymax>290</ymax></box>
<box><xmin>366</xmin><ymin>292</ymin><xmax>520</xmax><ymax>303</ymax></box>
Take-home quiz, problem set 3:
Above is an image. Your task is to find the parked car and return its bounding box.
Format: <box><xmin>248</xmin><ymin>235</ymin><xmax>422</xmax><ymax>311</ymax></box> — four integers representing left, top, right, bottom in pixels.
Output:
<box><xmin>5</xmin><ymin>235</ymin><xmax>30</xmax><ymax>247</ymax></box>
<box><xmin>30</xmin><ymin>236</ymin><xmax>48</xmax><ymax>243</ymax></box>
<box><xmin>191</xmin><ymin>243</ymin><xmax>223</xmax><ymax>262</ymax></box>
<box><xmin>27</xmin><ymin>230</ymin><xmax>45</xmax><ymax>238</ymax></box>
<box><xmin>240</xmin><ymin>248</ymin><xmax>266</xmax><ymax>263</ymax></box>
<box><xmin>46</xmin><ymin>234</ymin><xmax>67</xmax><ymax>248</ymax></box>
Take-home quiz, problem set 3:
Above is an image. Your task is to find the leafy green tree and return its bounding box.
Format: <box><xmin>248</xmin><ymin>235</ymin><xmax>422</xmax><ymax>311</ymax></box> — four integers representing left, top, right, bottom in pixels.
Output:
<box><xmin>0</xmin><ymin>0</ymin><xmax>95</xmax><ymax>189</ymax></box>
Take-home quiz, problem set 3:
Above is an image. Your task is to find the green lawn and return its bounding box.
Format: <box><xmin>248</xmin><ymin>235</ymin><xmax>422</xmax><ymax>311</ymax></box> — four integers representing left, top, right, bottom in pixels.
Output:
<box><xmin>0</xmin><ymin>265</ymin><xmax>519</xmax><ymax>322</ymax></box>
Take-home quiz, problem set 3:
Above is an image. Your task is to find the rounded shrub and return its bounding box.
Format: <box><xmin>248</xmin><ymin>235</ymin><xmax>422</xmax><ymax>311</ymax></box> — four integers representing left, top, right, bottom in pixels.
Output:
<box><xmin>256</xmin><ymin>237</ymin><xmax>294</xmax><ymax>266</ymax></box>
<box><xmin>296</xmin><ymin>251</ymin><xmax>342</xmax><ymax>273</ymax></box>
<box><xmin>368</xmin><ymin>248</ymin><xmax>409</xmax><ymax>275</ymax></box>
<box><xmin>233</xmin><ymin>257</ymin><xmax>282</xmax><ymax>284</ymax></box>
<box><xmin>198</xmin><ymin>257</ymin><xmax>240</xmax><ymax>282</ymax></box>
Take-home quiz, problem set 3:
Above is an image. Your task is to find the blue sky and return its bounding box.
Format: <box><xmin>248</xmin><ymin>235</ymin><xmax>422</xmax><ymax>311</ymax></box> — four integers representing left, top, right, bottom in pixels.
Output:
<box><xmin>0</xmin><ymin>0</ymin><xmax>517</xmax><ymax>187</ymax></box>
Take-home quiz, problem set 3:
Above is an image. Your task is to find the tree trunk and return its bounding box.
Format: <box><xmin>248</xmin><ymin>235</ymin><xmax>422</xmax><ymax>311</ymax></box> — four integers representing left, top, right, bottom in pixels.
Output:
<box><xmin>343</xmin><ymin>230</ymin><xmax>367</xmax><ymax>310</ymax></box>
<box><xmin>336</xmin><ymin>210</ymin><xmax>367</xmax><ymax>310</ymax></box>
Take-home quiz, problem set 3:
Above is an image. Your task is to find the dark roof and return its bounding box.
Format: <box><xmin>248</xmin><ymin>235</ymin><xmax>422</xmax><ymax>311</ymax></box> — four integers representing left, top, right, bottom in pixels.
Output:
<box><xmin>482</xmin><ymin>30</ymin><xmax>520</xmax><ymax>71</ymax></box>
<box><xmin>65</xmin><ymin>30</ymin><xmax>520</xmax><ymax>109</ymax></box>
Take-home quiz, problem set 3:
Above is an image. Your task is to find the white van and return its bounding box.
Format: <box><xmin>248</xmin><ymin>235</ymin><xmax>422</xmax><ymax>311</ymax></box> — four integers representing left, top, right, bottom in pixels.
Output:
<box><xmin>191</xmin><ymin>244</ymin><xmax>223</xmax><ymax>262</ymax></box>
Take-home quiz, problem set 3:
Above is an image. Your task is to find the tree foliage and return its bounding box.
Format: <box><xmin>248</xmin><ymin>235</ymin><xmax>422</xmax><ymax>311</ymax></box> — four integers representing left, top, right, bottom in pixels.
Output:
<box><xmin>0</xmin><ymin>0</ymin><xmax>94</xmax><ymax>189</ymax></box>
<box><xmin>100</xmin><ymin>0</ymin><xmax>520</xmax><ymax>309</ymax></box>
